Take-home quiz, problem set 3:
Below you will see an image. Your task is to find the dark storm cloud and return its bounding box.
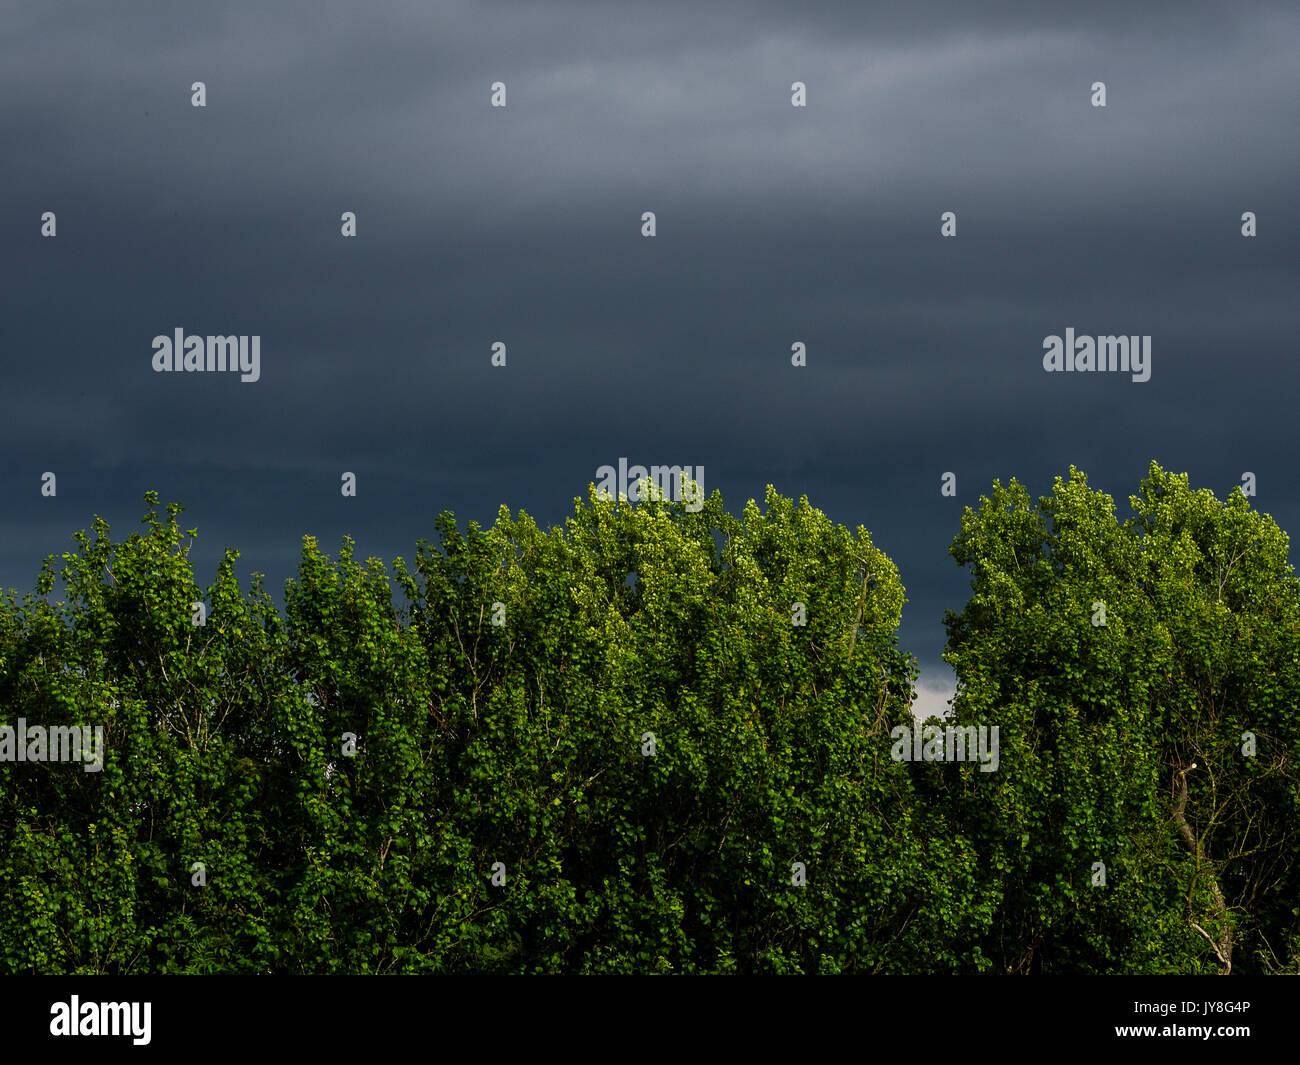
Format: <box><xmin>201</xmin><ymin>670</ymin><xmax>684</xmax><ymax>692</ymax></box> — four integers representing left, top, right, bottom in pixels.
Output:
<box><xmin>2</xmin><ymin>0</ymin><xmax>1297</xmax><ymax>704</ymax></box>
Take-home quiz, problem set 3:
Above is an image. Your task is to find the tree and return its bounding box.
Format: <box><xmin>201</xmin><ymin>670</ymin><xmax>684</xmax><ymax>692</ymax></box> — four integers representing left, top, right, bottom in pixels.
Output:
<box><xmin>1</xmin><ymin>482</ymin><xmax>985</xmax><ymax>973</ymax></box>
<box><xmin>943</xmin><ymin>463</ymin><xmax>1300</xmax><ymax>973</ymax></box>
<box><xmin>7</xmin><ymin>466</ymin><xmax>1293</xmax><ymax>974</ymax></box>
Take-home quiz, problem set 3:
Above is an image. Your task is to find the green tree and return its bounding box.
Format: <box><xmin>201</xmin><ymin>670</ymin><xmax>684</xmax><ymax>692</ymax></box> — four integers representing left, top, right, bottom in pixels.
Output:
<box><xmin>943</xmin><ymin>463</ymin><xmax>1300</xmax><ymax>973</ymax></box>
<box><xmin>1</xmin><ymin>481</ymin><xmax>990</xmax><ymax>973</ymax></box>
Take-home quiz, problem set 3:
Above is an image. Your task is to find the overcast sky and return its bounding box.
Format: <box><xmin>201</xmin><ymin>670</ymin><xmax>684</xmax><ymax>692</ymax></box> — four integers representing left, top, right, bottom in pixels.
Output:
<box><xmin>3</xmin><ymin>0</ymin><xmax>1298</xmax><ymax>718</ymax></box>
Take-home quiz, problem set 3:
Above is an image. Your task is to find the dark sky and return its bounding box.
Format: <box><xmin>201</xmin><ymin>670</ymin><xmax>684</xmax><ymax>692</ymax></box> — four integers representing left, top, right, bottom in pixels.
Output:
<box><xmin>3</xmin><ymin>0</ymin><xmax>1297</xmax><ymax>718</ymax></box>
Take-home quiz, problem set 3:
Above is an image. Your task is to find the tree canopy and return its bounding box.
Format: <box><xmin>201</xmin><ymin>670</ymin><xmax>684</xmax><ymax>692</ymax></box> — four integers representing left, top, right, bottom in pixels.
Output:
<box><xmin>1</xmin><ymin>465</ymin><xmax>1296</xmax><ymax>973</ymax></box>
<box><xmin>943</xmin><ymin>462</ymin><xmax>1300</xmax><ymax>973</ymax></box>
